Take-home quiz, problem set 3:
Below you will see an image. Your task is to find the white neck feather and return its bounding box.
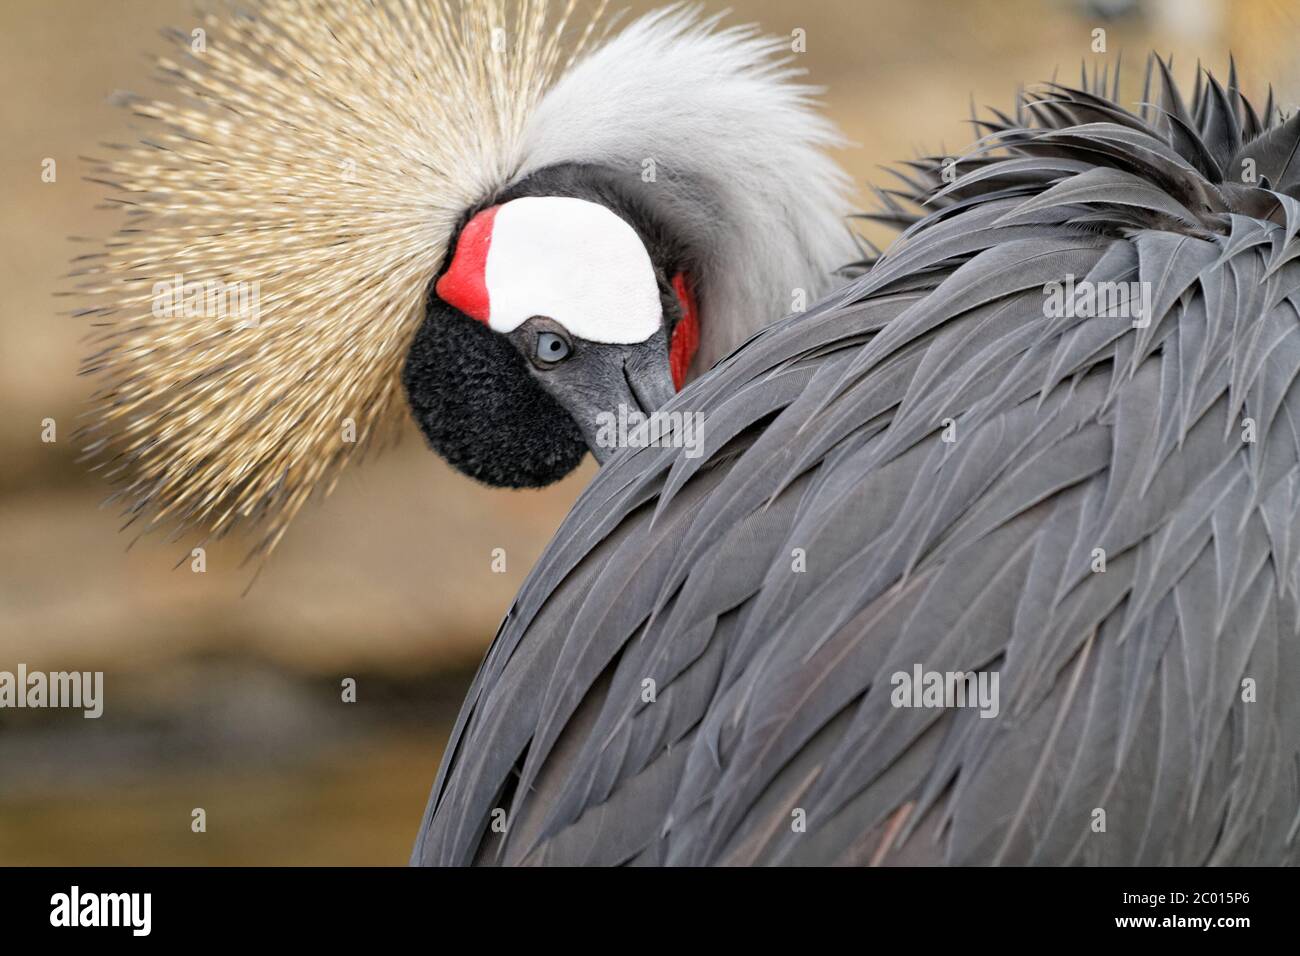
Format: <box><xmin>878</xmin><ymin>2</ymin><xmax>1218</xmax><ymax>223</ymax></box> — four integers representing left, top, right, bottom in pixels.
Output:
<box><xmin>513</xmin><ymin>8</ymin><xmax>856</xmax><ymax>374</ymax></box>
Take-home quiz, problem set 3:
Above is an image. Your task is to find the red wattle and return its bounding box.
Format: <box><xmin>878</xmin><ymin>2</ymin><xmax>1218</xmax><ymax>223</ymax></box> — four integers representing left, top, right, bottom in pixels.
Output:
<box><xmin>669</xmin><ymin>272</ymin><xmax>700</xmax><ymax>391</ymax></box>
<box><xmin>435</xmin><ymin>205</ymin><xmax>499</xmax><ymax>323</ymax></box>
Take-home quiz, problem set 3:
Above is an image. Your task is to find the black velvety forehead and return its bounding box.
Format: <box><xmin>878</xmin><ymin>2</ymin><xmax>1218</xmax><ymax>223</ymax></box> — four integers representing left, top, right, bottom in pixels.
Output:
<box><xmin>402</xmin><ymin>295</ymin><xmax>587</xmax><ymax>488</ymax></box>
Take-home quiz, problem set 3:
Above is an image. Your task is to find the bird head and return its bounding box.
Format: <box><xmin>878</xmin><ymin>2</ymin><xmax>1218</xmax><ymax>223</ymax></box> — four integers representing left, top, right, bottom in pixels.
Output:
<box><xmin>75</xmin><ymin>1</ymin><xmax>853</xmax><ymax>556</ymax></box>
<box><xmin>407</xmin><ymin>174</ymin><xmax>700</xmax><ymax>485</ymax></box>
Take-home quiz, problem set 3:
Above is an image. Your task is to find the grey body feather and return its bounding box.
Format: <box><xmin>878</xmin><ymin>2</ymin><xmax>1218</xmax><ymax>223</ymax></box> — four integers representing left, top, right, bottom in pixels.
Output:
<box><xmin>414</xmin><ymin>59</ymin><xmax>1300</xmax><ymax>866</ymax></box>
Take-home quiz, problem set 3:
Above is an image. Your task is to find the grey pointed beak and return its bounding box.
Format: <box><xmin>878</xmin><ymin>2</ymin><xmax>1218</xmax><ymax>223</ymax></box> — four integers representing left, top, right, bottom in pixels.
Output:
<box><xmin>623</xmin><ymin>332</ymin><xmax>677</xmax><ymax>418</ymax></box>
<box><xmin>518</xmin><ymin>327</ymin><xmax>677</xmax><ymax>464</ymax></box>
<box><xmin>579</xmin><ymin>332</ymin><xmax>677</xmax><ymax>464</ymax></box>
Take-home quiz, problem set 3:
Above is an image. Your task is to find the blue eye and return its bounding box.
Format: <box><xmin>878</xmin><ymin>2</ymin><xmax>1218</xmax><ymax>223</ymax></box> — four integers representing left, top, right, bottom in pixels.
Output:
<box><xmin>536</xmin><ymin>331</ymin><xmax>571</xmax><ymax>363</ymax></box>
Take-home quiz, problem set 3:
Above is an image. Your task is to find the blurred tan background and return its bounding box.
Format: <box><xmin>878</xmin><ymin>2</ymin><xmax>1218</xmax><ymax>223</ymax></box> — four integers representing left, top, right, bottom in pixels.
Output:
<box><xmin>1</xmin><ymin>0</ymin><xmax>1296</xmax><ymax>864</ymax></box>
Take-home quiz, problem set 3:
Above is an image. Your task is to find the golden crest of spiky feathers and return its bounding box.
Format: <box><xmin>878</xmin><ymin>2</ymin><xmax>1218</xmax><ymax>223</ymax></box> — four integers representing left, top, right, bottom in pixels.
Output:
<box><xmin>74</xmin><ymin>0</ymin><xmax>606</xmax><ymax>558</ymax></box>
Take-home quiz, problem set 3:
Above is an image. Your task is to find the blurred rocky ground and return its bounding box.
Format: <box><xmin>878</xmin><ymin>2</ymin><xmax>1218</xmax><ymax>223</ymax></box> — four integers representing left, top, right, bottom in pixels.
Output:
<box><xmin>1</xmin><ymin>0</ymin><xmax>1294</xmax><ymax>863</ymax></box>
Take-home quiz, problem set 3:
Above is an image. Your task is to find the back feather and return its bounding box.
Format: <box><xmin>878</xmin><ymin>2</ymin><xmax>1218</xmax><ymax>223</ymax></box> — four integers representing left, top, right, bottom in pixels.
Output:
<box><xmin>415</xmin><ymin>56</ymin><xmax>1300</xmax><ymax>866</ymax></box>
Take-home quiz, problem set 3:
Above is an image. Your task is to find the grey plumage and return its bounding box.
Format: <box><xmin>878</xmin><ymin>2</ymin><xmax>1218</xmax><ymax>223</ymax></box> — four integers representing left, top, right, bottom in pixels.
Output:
<box><xmin>414</xmin><ymin>57</ymin><xmax>1300</xmax><ymax>866</ymax></box>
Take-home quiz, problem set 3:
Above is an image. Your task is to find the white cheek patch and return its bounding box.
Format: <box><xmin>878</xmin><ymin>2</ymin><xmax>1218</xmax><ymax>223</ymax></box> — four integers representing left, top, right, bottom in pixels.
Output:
<box><xmin>484</xmin><ymin>196</ymin><xmax>662</xmax><ymax>344</ymax></box>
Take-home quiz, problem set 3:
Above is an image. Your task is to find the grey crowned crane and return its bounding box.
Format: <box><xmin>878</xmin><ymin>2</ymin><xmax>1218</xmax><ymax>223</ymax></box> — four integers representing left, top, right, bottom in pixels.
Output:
<box><xmin>76</xmin><ymin>0</ymin><xmax>1300</xmax><ymax>867</ymax></box>
<box><xmin>413</xmin><ymin>61</ymin><xmax>1300</xmax><ymax>865</ymax></box>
